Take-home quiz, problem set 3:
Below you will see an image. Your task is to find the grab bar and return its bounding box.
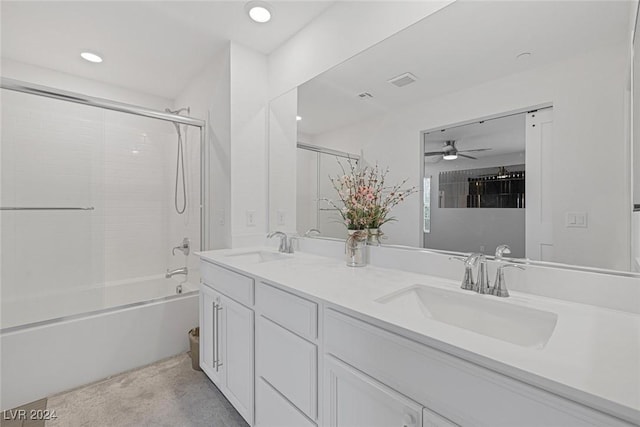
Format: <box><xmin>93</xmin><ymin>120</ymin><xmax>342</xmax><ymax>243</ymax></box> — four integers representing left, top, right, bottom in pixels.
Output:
<box><xmin>0</xmin><ymin>207</ymin><xmax>95</xmax><ymax>211</ymax></box>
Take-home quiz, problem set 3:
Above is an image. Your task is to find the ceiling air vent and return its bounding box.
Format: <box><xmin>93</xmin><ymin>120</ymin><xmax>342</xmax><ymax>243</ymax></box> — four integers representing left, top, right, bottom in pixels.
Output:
<box><xmin>388</xmin><ymin>72</ymin><xmax>417</xmax><ymax>88</ymax></box>
<box><xmin>357</xmin><ymin>92</ymin><xmax>373</xmax><ymax>99</ymax></box>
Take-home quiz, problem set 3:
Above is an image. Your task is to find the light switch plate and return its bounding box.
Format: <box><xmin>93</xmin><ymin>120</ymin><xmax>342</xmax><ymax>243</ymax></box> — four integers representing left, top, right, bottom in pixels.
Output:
<box><xmin>277</xmin><ymin>210</ymin><xmax>286</xmax><ymax>226</ymax></box>
<box><xmin>566</xmin><ymin>212</ymin><xmax>587</xmax><ymax>228</ymax></box>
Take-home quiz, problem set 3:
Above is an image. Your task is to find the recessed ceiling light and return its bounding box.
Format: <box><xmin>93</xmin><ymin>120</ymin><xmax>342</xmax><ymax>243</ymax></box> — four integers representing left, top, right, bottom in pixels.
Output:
<box><xmin>443</xmin><ymin>153</ymin><xmax>458</xmax><ymax>161</ymax></box>
<box><xmin>81</xmin><ymin>52</ymin><xmax>103</xmax><ymax>63</ymax></box>
<box><xmin>246</xmin><ymin>1</ymin><xmax>272</xmax><ymax>23</ymax></box>
<box><xmin>516</xmin><ymin>52</ymin><xmax>532</xmax><ymax>60</ymax></box>
<box><xmin>296</xmin><ymin>116</ymin><xmax>302</xmax><ymax>121</ymax></box>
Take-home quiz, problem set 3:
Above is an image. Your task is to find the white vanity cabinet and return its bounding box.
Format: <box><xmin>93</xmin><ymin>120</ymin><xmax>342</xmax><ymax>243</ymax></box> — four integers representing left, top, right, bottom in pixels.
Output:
<box><xmin>198</xmin><ymin>253</ymin><xmax>637</xmax><ymax>427</ymax></box>
<box><xmin>199</xmin><ymin>261</ymin><xmax>254</xmax><ymax>425</ymax></box>
<box><xmin>255</xmin><ymin>282</ymin><xmax>319</xmax><ymax>427</ymax></box>
<box><xmin>324</xmin><ymin>308</ymin><xmax>633</xmax><ymax>427</ymax></box>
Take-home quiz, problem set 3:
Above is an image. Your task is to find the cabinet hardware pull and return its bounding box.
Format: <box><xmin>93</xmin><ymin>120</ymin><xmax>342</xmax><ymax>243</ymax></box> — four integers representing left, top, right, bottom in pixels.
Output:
<box><xmin>211</xmin><ymin>301</ymin><xmax>218</xmax><ymax>368</ymax></box>
<box><xmin>215</xmin><ymin>301</ymin><xmax>223</xmax><ymax>369</ymax></box>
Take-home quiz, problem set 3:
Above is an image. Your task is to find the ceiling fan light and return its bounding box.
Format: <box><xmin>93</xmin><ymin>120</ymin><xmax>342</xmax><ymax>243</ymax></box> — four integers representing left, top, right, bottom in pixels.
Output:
<box><xmin>443</xmin><ymin>153</ymin><xmax>458</xmax><ymax>160</ymax></box>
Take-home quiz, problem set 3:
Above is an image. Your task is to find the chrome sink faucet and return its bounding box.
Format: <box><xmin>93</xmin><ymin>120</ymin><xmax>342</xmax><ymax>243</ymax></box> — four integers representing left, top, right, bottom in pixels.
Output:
<box><xmin>453</xmin><ymin>246</ymin><xmax>526</xmax><ymax>297</ymax></box>
<box><xmin>268</xmin><ymin>231</ymin><xmax>294</xmax><ymax>253</ymax></box>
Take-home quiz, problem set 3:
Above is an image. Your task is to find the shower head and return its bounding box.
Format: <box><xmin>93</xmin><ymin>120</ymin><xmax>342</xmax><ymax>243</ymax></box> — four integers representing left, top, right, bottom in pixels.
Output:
<box><xmin>165</xmin><ymin>107</ymin><xmax>190</xmax><ymax>134</ymax></box>
<box><xmin>165</xmin><ymin>107</ymin><xmax>190</xmax><ymax>116</ymax></box>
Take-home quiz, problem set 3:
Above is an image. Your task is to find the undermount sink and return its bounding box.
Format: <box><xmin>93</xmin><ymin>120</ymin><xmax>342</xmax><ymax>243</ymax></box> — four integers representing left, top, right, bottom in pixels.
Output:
<box><xmin>225</xmin><ymin>250</ymin><xmax>289</xmax><ymax>263</ymax></box>
<box><xmin>376</xmin><ymin>285</ymin><xmax>558</xmax><ymax>348</ymax></box>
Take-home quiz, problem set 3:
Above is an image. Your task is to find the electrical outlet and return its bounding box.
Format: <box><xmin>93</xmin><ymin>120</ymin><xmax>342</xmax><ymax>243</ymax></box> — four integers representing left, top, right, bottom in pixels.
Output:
<box><xmin>246</xmin><ymin>210</ymin><xmax>256</xmax><ymax>227</ymax></box>
<box><xmin>277</xmin><ymin>210</ymin><xmax>286</xmax><ymax>226</ymax></box>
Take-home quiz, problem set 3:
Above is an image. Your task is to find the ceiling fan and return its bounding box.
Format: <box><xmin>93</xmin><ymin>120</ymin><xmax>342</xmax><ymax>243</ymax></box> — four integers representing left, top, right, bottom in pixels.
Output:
<box><xmin>424</xmin><ymin>140</ymin><xmax>491</xmax><ymax>160</ymax></box>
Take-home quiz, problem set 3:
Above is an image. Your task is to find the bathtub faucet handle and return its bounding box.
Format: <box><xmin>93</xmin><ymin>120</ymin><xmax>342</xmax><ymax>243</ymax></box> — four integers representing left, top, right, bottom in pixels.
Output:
<box><xmin>172</xmin><ymin>238</ymin><xmax>190</xmax><ymax>256</ymax></box>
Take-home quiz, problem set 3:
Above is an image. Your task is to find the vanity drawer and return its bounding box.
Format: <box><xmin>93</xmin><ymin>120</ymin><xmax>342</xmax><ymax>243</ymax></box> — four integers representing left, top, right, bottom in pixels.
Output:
<box><xmin>324</xmin><ymin>309</ymin><xmax>631</xmax><ymax>427</ymax></box>
<box><xmin>256</xmin><ymin>378</ymin><xmax>316</xmax><ymax>427</ymax></box>
<box><xmin>257</xmin><ymin>315</ymin><xmax>317</xmax><ymax>420</ymax></box>
<box><xmin>257</xmin><ymin>282</ymin><xmax>318</xmax><ymax>340</ymax></box>
<box><xmin>201</xmin><ymin>260</ymin><xmax>254</xmax><ymax>306</ymax></box>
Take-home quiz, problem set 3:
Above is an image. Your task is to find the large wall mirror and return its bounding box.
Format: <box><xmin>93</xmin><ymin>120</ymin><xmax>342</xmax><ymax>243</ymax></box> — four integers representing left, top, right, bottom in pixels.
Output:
<box><xmin>270</xmin><ymin>0</ymin><xmax>640</xmax><ymax>273</ymax></box>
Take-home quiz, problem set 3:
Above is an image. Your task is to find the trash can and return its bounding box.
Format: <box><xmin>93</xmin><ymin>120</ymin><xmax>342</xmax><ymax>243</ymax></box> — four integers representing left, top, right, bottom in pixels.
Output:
<box><xmin>188</xmin><ymin>327</ymin><xmax>202</xmax><ymax>371</ymax></box>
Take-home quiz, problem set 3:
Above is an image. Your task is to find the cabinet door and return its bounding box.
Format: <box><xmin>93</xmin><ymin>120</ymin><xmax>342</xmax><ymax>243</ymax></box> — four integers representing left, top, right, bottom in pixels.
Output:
<box><xmin>324</xmin><ymin>356</ymin><xmax>422</xmax><ymax>427</ymax></box>
<box><xmin>220</xmin><ymin>294</ymin><xmax>254</xmax><ymax>425</ymax></box>
<box><xmin>200</xmin><ymin>284</ymin><xmax>223</xmax><ymax>385</ymax></box>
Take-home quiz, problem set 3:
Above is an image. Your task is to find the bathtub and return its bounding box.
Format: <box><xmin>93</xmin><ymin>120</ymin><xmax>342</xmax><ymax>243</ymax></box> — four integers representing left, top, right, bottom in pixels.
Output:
<box><xmin>0</xmin><ymin>276</ymin><xmax>199</xmax><ymax>410</ymax></box>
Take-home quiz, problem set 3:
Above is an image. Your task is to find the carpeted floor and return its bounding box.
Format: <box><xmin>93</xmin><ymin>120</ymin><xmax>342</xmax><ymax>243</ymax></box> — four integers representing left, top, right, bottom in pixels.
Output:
<box><xmin>44</xmin><ymin>353</ymin><xmax>248</xmax><ymax>427</ymax></box>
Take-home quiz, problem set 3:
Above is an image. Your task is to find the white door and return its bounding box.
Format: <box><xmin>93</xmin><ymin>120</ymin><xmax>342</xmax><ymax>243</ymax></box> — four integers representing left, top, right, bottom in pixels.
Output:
<box><xmin>199</xmin><ymin>284</ymin><xmax>223</xmax><ymax>386</ymax></box>
<box><xmin>525</xmin><ymin>108</ymin><xmax>554</xmax><ymax>261</ymax></box>
<box><xmin>220</xmin><ymin>294</ymin><xmax>254</xmax><ymax>425</ymax></box>
<box><xmin>324</xmin><ymin>356</ymin><xmax>422</xmax><ymax>427</ymax></box>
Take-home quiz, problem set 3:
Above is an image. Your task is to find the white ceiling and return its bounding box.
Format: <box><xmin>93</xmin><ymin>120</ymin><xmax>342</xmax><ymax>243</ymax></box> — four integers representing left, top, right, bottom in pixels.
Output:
<box><xmin>424</xmin><ymin>112</ymin><xmax>526</xmax><ymax>163</ymax></box>
<box><xmin>1</xmin><ymin>1</ymin><xmax>334</xmax><ymax>99</ymax></box>
<box><xmin>298</xmin><ymin>0</ymin><xmax>634</xmax><ymax>136</ymax></box>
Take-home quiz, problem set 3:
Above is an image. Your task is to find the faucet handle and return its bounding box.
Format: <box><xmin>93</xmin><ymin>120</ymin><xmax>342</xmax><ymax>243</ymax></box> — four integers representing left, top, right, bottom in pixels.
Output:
<box><xmin>172</xmin><ymin>237</ymin><xmax>190</xmax><ymax>256</ymax></box>
<box><xmin>491</xmin><ymin>263</ymin><xmax>525</xmax><ymax>297</ymax></box>
<box><xmin>304</xmin><ymin>228</ymin><xmax>321</xmax><ymax>237</ymax></box>
<box><xmin>450</xmin><ymin>256</ymin><xmax>475</xmax><ymax>291</ymax></box>
<box><xmin>495</xmin><ymin>244</ymin><xmax>511</xmax><ymax>260</ymax></box>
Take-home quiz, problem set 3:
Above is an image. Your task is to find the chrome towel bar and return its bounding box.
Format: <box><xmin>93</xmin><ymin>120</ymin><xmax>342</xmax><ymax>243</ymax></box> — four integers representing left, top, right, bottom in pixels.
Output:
<box><xmin>0</xmin><ymin>207</ymin><xmax>95</xmax><ymax>211</ymax></box>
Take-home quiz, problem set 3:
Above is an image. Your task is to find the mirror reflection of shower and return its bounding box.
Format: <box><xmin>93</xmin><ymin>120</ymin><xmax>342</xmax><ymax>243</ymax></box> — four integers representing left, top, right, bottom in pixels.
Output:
<box><xmin>166</xmin><ymin>107</ymin><xmax>190</xmax><ymax>215</ymax></box>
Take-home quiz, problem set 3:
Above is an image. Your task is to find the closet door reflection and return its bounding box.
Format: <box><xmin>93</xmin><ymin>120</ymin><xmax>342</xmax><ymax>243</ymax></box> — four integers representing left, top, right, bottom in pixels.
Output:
<box><xmin>318</xmin><ymin>152</ymin><xmax>351</xmax><ymax>239</ymax></box>
<box><xmin>296</xmin><ymin>147</ymin><xmax>358</xmax><ymax>239</ymax></box>
<box><xmin>296</xmin><ymin>148</ymin><xmax>319</xmax><ymax>236</ymax></box>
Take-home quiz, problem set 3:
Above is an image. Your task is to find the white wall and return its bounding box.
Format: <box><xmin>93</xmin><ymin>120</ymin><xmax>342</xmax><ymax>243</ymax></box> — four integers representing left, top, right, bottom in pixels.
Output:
<box><xmin>230</xmin><ymin>42</ymin><xmax>269</xmax><ymax>247</ymax></box>
<box><xmin>268</xmin><ymin>88</ymin><xmax>298</xmax><ymax>234</ymax></box>
<box><xmin>310</xmin><ymin>44</ymin><xmax>630</xmax><ymax>270</ymax></box>
<box><xmin>268</xmin><ymin>1</ymin><xmax>454</xmax><ymax>99</ymax></box>
<box><xmin>173</xmin><ymin>46</ymin><xmax>231</xmax><ymax>260</ymax></box>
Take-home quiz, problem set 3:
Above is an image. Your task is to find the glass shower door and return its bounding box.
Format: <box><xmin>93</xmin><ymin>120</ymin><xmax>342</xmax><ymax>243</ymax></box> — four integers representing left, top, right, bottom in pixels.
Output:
<box><xmin>1</xmin><ymin>90</ymin><xmax>105</xmax><ymax>329</ymax></box>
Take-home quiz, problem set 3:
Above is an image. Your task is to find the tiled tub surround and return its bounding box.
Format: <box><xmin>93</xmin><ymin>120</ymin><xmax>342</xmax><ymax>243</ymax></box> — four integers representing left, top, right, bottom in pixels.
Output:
<box><xmin>0</xmin><ymin>90</ymin><xmax>201</xmax><ymax>313</ymax></box>
<box><xmin>198</xmin><ymin>244</ymin><xmax>640</xmax><ymax>426</ymax></box>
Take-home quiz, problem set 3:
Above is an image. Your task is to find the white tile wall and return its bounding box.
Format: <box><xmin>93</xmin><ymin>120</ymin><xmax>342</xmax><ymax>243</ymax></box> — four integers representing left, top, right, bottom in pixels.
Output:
<box><xmin>1</xmin><ymin>90</ymin><xmax>202</xmax><ymax>304</ymax></box>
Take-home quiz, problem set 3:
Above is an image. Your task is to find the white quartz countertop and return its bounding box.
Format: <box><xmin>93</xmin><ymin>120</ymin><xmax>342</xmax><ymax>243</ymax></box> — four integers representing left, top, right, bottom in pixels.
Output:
<box><xmin>197</xmin><ymin>247</ymin><xmax>640</xmax><ymax>423</ymax></box>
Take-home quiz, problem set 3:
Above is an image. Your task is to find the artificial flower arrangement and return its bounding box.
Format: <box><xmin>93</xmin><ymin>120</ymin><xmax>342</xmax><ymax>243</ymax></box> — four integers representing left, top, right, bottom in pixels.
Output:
<box><xmin>323</xmin><ymin>159</ymin><xmax>417</xmax><ymax>239</ymax></box>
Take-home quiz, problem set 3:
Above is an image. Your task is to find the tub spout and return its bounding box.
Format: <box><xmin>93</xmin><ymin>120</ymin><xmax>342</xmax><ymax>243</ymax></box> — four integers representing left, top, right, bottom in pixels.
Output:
<box><xmin>166</xmin><ymin>267</ymin><xmax>188</xmax><ymax>278</ymax></box>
